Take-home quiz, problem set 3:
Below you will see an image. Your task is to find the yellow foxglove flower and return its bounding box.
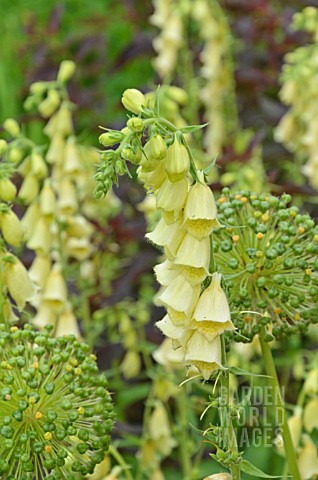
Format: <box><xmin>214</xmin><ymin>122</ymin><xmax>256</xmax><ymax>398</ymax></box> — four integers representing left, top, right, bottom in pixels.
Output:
<box><xmin>65</xmin><ymin>237</ymin><xmax>92</xmax><ymax>260</ymax></box>
<box><xmin>149</xmin><ymin>132</ymin><xmax>167</xmax><ymax>160</ymax></box>
<box><xmin>156</xmin><ymin>177</ymin><xmax>189</xmax><ymax>217</ymax></box>
<box><xmin>146</xmin><ymin>217</ymin><xmax>185</xmax><ymax>257</ymax></box>
<box><xmin>303</xmin><ymin>398</ymin><xmax>318</xmax><ymax>433</ymax></box>
<box><xmin>66</xmin><ymin>215</ymin><xmax>93</xmax><ymax>238</ymax></box>
<box><xmin>137</xmin><ymin>160</ymin><xmax>167</xmax><ymax>191</ymax></box>
<box><xmin>39</xmin><ymin>182</ymin><xmax>56</xmax><ymax>218</ymax></box>
<box><xmin>18</xmin><ymin>174</ymin><xmax>39</xmax><ymax>204</ymax></box>
<box><xmin>152</xmin><ymin>337</ymin><xmax>184</xmax><ymax>370</ymax></box>
<box><xmin>87</xmin><ymin>456</ymin><xmax>111</xmax><ymax>480</ymax></box>
<box><xmin>55</xmin><ymin>307</ymin><xmax>81</xmax><ymax>337</ymax></box>
<box><xmin>21</xmin><ymin>201</ymin><xmax>41</xmax><ymax>239</ymax></box>
<box><xmin>156</xmin><ymin>313</ymin><xmax>184</xmax><ymax>340</ymax></box>
<box><xmin>175</xmin><ymin>232</ymin><xmax>210</xmax><ymax>271</ymax></box>
<box><xmin>58</xmin><ymin>178</ymin><xmax>78</xmax><ymax>215</ymax></box>
<box><xmin>46</xmin><ymin>134</ymin><xmax>65</xmax><ymax>165</ymax></box>
<box><xmin>154</xmin><ymin>259</ymin><xmax>179</xmax><ymax>286</ymax></box>
<box><xmin>120</xmin><ymin>350</ymin><xmax>141</xmax><ymax>379</ymax></box>
<box><xmin>32</xmin><ymin>302</ymin><xmax>57</xmax><ymax>328</ymax></box>
<box><xmin>303</xmin><ymin>368</ymin><xmax>318</xmax><ymax>395</ymax></box>
<box><xmin>42</xmin><ymin>267</ymin><xmax>67</xmax><ymax>313</ymax></box>
<box><xmin>192</xmin><ymin>272</ymin><xmax>234</xmax><ymax>341</ymax></box>
<box><xmin>27</xmin><ymin>217</ymin><xmax>51</xmax><ymax>255</ymax></box>
<box><xmin>29</xmin><ymin>255</ymin><xmax>51</xmax><ymax>288</ymax></box>
<box><xmin>0</xmin><ymin>209</ymin><xmax>24</xmax><ymax>247</ymax></box>
<box><xmin>164</xmin><ymin>138</ymin><xmax>190</xmax><ymax>182</ymax></box>
<box><xmin>30</xmin><ymin>151</ymin><xmax>48</xmax><ymax>178</ymax></box>
<box><xmin>156</xmin><ymin>275</ymin><xmax>200</xmax><ymax>322</ymax></box>
<box><xmin>121</xmin><ymin>88</ymin><xmax>146</xmax><ymax>114</ymax></box>
<box><xmin>184</xmin><ymin>332</ymin><xmax>222</xmax><ymax>380</ymax></box>
<box><xmin>64</xmin><ymin>137</ymin><xmax>82</xmax><ymax>173</ymax></box>
<box><xmin>56</xmin><ymin>104</ymin><xmax>74</xmax><ymax>136</ymax></box>
<box><xmin>0</xmin><ymin>178</ymin><xmax>17</xmax><ymax>202</ymax></box>
<box><xmin>3</xmin><ymin>118</ymin><xmax>20</xmax><ymax>137</ymax></box>
<box><xmin>140</xmin><ymin>141</ymin><xmax>160</xmax><ymax>172</ymax></box>
<box><xmin>43</xmin><ymin>112</ymin><xmax>58</xmax><ymax>138</ymax></box>
<box><xmin>298</xmin><ymin>435</ymin><xmax>318</xmax><ymax>480</ymax></box>
<box><xmin>183</xmin><ymin>175</ymin><xmax>221</xmax><ymax>238</ymax></box>
<box><xmin>5</xmin><ymin>257</ymin><xmax>35</xmax><ymax>309</ymax></box>
<box><xmin>149</xmin><ymin>401</ymin><xmax>177</xmax><ymax>456</ymax></box>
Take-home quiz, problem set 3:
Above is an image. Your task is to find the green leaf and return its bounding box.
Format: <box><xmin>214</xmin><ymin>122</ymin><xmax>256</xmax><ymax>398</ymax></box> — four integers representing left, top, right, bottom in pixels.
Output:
<box><xmin>229</xmin><ymin>366</ymin><xmax>271</xmax><ymax>378</ymax></box>
<box><xmin>240</xmin><ymin>459</ymin><xmax>283</xmax><ymax>478</ymax></box>
<box><xmin>179</xmin><ymin>122</ymin><xmax>209</xmax><ymax>134</ymax></box>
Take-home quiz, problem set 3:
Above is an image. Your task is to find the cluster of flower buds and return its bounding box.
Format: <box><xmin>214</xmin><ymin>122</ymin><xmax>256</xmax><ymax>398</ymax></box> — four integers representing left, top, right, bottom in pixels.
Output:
<box><xmin>0</xmin><ymin>323</ymin><xmax>114</xmax><ymax>479</ymax></box>
<box><xmin>275</xmin><ymin>7</ymin><xmax>318</xmax><ymax>189</ymax></box>
<box><xmin>97</xmin><ymin>89</ymin><xmax>234</xmax><ymax>380</ymax></box>
<box><xmin>213</xmin><ymin>189</ymin><xmax>318</xmax><ymax>341</ymax></box>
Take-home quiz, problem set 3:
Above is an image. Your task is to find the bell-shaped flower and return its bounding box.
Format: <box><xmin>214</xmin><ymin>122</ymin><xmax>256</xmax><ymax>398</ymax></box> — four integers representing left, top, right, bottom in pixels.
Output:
<box><xmin>303</xmin><ymin>398</ymin><xmax>318</xmax><ymax>433</ymax></box>
<box><xmin>155</xmin><ymin>275</ymin><xmax>200</xmax><ymax>321</ymax></box>
<box><xmin>29</xmin><ymin>255</ymin><xmax>51</xmax><ymax>288</ymax></box>
<box><xmin>0</xmin><ymin>209</ymin><xmax>24</xmax><ymax>247</ymax></box>
<box><xmin>39</xmin><ymin>181</ymin><xmax>56</xmax><ymax>218</ymax></box>
<box><xmin>156</xmin><ymin>314</ymin><xmax>184</xmax><ymax>340</ymax></box>
<box><xmin>32</xmin><ymin>301</ymin><xmax>57</xmax><ymax>329</ymax></box>
<box><xmin>164</xmin><ymin>138</ymin><xmax>190</xmax><ymax>182</ymax></box>
<box><xmin>137</xmin><ymin>160</ymin><xmax>167</xmax><ymax>192</ymax></box>
<box><xmin>57</xmin><ymin>178</ymin><xmax>78</xmax><ymax>215</ymax></box>
<box><xmin>5</xmin><ymin>257</ymin><xmax>35</xmax><ymax>309</ymax></box>
<box><xmin>192</xmin><ymin>272</ymin><xmax>235</xmax><ymax>342</ymax></box>
<box><xmin>27</xmin><ymin>217</ymin><xmax>52</xmax><ymax>256</ymax></box>
<box><xmin>42</xmin><ymin>266</ymin><xmax>67</xmax><ymax>313</ymax></box>
<box><xmin>65</xmin><ymin>237</ymin><xmax>92</xmax><ymax>261</ymax></box>
<box><xmin>148</xmin><ymin>401</ymin><xmax>177</xmax><ymax>456</ymax></box>
<box><xmin>152</xmin><ymin>338</ymin><xmax>185</xmax><ymax>370</ymax></box>
<box><xmin>175</xmin><ymin>232</ymin><xmax>210</xmax><ymax>271</ymax></box>
<box><xmin>64</xmin><ymin>138</ymin><xmax>82</xmax><ymax>174</ymax></box>
<box><xmin>156</xmin><ymin>177</ymin><xmax>189</xmax><ymax>218</ymax></box>
<box><xmin>18</xmin><ymin>174</ymin><xmax>39</xmax><ymax>205</ymax></box>
<box><xmin>183</xmin><ymin>174</ymin><xmax>221</xmax><ymax>238</ymax></box>
<box><xmin>154</xmin><ymin>259</ymin><xmax>179</xmax><ymax>286</ymax></box>
<box><xmin>55</xmin><ymin>306</ymin><xmax>81</xmax><ymax>338</ymax></box>
<box><xmin>184</xmin><ymin>332</ymin><xmax>223</xmax><ymax>380</ymax></box>
<box><xmin>46</xmin><ymin>134</ymin><xmax>65</xmax><ymax>165</ymax></box>
<box><xmin>146</xmin><ymin>218</ymin><xmax>185</xmax><ymax>257</ymax></box>
<box><xmin>298</xmin><ymin>435</ymin><xmax>318</xmax><ymax>480</ymax></box>
<box><xmin>21</xmin><ymin>201</ymin><xmax>41</xmax><ymax>239</ymax></box>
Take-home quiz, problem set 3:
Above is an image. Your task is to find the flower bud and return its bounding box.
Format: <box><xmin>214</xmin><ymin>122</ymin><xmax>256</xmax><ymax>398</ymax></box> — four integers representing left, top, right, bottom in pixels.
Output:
<box><xmin>30</xmin><ymin>81</ymin><xmax>47</xmax><ymax>95</ymax></box>
<box><xmin>64</xmin><ymin>137</ymin><xmax>81</xmax><ymax>173</ymax></box>
<box><xmin>0</xmin><ymin>178</ymin><xmax>17</xmax><ymax>201</ymax></box>
<box><xmin>149</xmin><ymin>132</ymin><xmax>167</xmax><ymax>160</ymax></box>
<box><xmin>7</xmin><ymin>146</ymin><xmax>24</xmax><ymax>163</ymax></box>
<box><xmin>30</xmin><ymin>151</ymin><xmax>48</xmax><ymax>178</ymax></box>
<box><xmin>57</xmin><ymin>60</ymin><xmax>76</xmax><ymax>82</ymax></box>
<box><xmin>3</xmin><ymin>118</ymin><xmax>20</xmax><ymax>137</ymax></box>
<box><xmin>38</xmin><ymin>89</ymin><xmax>60</xmax><ymax>118</ymax></box>
<box><xmin>42</xmin><ymin>267</ymin><xmax>67</xmax><ymax>313</ymax></box>
<box><xmin>18</xmin><ymin>174</ymin><xmax>39</xmax><ymax>204</ymax></box>
<box><xmin>127</xmin><ymin>117</ymin><xmax>143</xmax><ymax>132</ymax></box>
<box><xmin>164</xmin><ymin>138</ymin><xmax>190</xmax><ymax>182</ymax></box>
<box><xmin>99</xmin><ymin>131</ymin><xmax>125</xmax><ymax>147</ymax></box>
<box><xmin>46</xmin><ymin>134</ymin><xmax>65</xmax><ymax>165</ymax></box>
<box><xmin>122</xmin><ymin>89</ymin><xmax>146</xmax><ymax>114</ymax></box>
<box><xmin>27</xmin><ymin>217</ymin><xmax>51</xmax><ymax>255</ymax></box>
<box><xmin>166</xmin><ymin>86</ymin><xmax>188</xmax><ymax>105</ymax></box>
<box><xmin>0</xmin><ymin>209</ymin><xmax>24</xmax><ymax>247</ymax></box>
<box><xmin>121</xmin><ymin>146</ymin><xmax>142</xmax><ymax>164</ymax></box>
<box><xmin>120</xmin><ymin>350</ymin><xmax>141</xmax><ymax>379</ymax></box>
<box><xmin>5</xmin><ymin>257</ymin><xmax>35</xmax><ymax>309</ymax></box>
<box><xmin>0</xmin><ymin>139</ymin><xmax>8</xmax><ymax>155</ymax></box>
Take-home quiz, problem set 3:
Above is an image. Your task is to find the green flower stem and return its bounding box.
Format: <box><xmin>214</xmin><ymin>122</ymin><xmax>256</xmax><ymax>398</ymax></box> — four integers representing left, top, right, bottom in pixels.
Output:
<box><xmin>220</xmin><ymin>335</ymin><xmax>241</xmax><ymax>480</ymax></box>
<box><xmin>109</xmin><ymin>445</ymin><xmax>133</xmax><ymax>480</ymax></box>
<box><xmin>259</xmin><ymin>327</ymin><xmax>301</xmax><ymax>480</ymax></box>
<box><xmin>175</xmin><ymin>386</ymin><xmax>193</xmax><ymax>479</ymax></box>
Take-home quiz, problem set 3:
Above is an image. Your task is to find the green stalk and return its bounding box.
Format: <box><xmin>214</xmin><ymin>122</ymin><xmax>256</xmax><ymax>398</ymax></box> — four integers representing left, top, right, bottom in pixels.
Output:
<box><xmin>220</xmin><ymin>335</ymin><xmax>241</xmax><ymax>480</ymax></box>
<box><xmin>259</xmin><ymin>327</ymin><xmax>301</xmax><ymax>480</ymax></box>
<box><xmin>109</xmin><ymin>445</ymin><xmax>133</xmax><ymax>480</ymax></box>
